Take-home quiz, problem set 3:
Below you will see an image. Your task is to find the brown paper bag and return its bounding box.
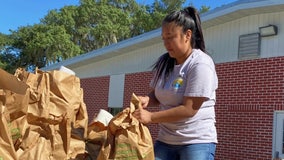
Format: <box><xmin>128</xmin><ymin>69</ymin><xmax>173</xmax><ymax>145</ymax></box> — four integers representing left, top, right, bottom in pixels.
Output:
<box><xmin>97</xmin><ymin>93</ymin><xmax>154</xmax><ymax>160</ymax></box>
<box><xmin>0</xmin><ymin>99</ymin><xmax>18</xmax><ymax>160</ymax></box>
<box><xmin>0</xmin><ymin>67</ymin><xmax>89</xmax><ymax>159</ymax></box>
<box><xmin>24</xmin><ymin>68</ymin><xmax>88</xmax><ymax>159</ymax></box>
<box><xmin>85</xmin><ymin>121</ymin><xmax>108</xmax><ymax>160</ymax></box>
<box><xmin>0</xmin><ymin>68</ymin><xmax>28</xmax><ymax>95</ymax></box>
<box><xmin>0</xmin><ymin>68</ymin><xmax>29</xmax><ymax>160</ymax></box>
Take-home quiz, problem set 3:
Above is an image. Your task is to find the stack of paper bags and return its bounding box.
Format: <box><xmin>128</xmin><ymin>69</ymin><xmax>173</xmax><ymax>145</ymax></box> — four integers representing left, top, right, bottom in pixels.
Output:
<box><xmin>0</xmin><ymin>67</ymin><xmax>88</xmax><ymax>160</ymax></box>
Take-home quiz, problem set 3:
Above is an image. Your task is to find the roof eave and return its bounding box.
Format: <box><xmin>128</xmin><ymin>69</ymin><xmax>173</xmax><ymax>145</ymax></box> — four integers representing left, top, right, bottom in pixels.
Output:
<box><xmin>201</xmin><ymin>0</ymin><xmax>284</xmax><ymax>28</ymax></box>
<box><xmin>41</xmin><ymin>28</ymin><xmax>162</xmax><ymax>71</ymax></box>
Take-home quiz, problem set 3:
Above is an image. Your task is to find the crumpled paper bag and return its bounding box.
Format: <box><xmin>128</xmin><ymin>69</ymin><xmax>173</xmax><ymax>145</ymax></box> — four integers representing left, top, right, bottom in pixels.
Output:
<box><xmin>0</xmin><ymin>67</ymin><xmax>88</xmax><ymax>160</ymax></box>
<box><xmin>97</xmin><ymin>93</ymin><xmax>154</xmax><ymax>160</ymax></box>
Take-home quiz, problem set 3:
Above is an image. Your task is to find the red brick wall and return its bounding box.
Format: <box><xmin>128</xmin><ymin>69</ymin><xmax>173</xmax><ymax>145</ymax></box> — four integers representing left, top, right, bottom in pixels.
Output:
<box><xmin>215</xmin><ymin>56</ymin><xmax>284</xmax><ymax>160</ymax></box>
<box><xmin>123</xmin><ymin>71</ymin><xmax>154</xmax><ymax>107</ymax></box>
<box><xmin>80</xmin><ymin>56</ymin><xmax>284</xmax><ymax>159</ymax></box>
<box><xmin>80</xmin><ymin>76</ymin><xmax>110</xmax><ymax>122</ymax></box>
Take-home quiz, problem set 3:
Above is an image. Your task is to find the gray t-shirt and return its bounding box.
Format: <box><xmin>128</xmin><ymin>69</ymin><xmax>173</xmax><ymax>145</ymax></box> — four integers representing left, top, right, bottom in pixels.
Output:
<box><xmin>151</xmin><ymin>49</ymin><xmax>218</xmax><ymax>145</ymax></box>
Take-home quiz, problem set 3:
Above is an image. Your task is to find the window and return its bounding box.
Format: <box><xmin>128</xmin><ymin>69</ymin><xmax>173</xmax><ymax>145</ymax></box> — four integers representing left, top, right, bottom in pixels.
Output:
<box><xmin>238</xmin><ymin>33</ymin><xmax>260</xmax><ymax>59</ymax></box>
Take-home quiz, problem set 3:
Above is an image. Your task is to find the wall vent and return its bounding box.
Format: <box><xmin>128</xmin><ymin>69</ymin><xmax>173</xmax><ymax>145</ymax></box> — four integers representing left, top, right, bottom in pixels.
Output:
<box><xmin>238</xmin><ymin>33</ymin><xmax>260</xmax><ymax>59</ymax></box>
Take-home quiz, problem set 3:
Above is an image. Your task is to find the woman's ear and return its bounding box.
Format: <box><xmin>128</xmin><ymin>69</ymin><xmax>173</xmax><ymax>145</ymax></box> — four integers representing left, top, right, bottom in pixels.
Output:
<box><xmin>185</xmin><ymin>29</ymin><xmax>192</xmax><ymax>40</ymax></box>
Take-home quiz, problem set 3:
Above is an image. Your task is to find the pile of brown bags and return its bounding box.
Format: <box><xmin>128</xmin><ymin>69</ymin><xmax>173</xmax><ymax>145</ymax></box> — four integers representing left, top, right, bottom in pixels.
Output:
<box><xmin>0</xmin><ymin>67</ymin><xmax>154</xmax><ymax>160</ymax></box>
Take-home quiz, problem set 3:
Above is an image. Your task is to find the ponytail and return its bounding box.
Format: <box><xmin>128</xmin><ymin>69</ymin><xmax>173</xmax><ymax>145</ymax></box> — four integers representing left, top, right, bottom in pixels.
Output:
<box><xmin>182</xmin><ymin>7</ymin><xmax>206</xmax><ymax>52</ymax></box>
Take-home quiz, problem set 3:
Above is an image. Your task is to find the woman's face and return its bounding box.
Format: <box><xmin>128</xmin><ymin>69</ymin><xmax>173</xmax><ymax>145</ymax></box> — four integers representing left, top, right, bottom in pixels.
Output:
<box><xmin>162</xmin><ymin>22</ymin><xmax>192</xmax><ymax>64</ymax></box>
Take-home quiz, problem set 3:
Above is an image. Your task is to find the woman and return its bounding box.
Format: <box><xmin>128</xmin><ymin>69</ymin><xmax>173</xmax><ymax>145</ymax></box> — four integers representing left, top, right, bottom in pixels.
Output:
<box><xmin>133</xmin><ymin>6</ymin><xmax>218</xmax><ymax>160</ymax></box>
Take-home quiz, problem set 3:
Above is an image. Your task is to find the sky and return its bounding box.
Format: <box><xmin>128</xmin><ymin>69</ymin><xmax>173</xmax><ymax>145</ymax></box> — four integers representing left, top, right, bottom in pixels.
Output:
<box><xmin>0</xmin><ymin>0</ymin><xmax>237</xmax><ymax>34</ymax></box>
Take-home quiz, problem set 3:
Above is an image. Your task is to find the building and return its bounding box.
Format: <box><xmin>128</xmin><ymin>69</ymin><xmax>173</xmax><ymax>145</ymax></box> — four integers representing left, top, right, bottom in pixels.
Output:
<box><xmin>42</xmin><ymin>0</ymin><xmax>284</xmax><ymax>159</ymax></box>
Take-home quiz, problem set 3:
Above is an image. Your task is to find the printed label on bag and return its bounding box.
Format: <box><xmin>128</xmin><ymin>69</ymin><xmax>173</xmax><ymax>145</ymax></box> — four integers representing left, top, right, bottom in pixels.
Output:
<box><xmin>7</xmin><ymin>122</ymin><xmax>21</xmax><ymax>140</ymax></box>
<box><xmin>115</xmin><ymin>143</ymin><xmax>139</xmax><ymax>159</ymax></box>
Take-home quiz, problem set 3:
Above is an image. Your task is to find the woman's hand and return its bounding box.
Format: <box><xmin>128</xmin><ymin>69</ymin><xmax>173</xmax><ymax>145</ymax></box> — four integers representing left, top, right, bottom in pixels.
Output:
<box><xmin>137</xmin><ymin>96</ymin><xmax>150</xmax><ymax>108</ymax></box>
<box><xmin>133</xmin><ymin>108</ymin><xmax>153</xmax><ymax>124</ymax></box>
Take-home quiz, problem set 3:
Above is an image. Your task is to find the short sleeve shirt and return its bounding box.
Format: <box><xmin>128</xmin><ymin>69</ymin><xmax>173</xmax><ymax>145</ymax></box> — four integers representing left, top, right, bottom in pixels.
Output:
<box><xmin>151</xmin><ymin>49</ymin><xmax>218</xmax><ymax>145</ymax></box>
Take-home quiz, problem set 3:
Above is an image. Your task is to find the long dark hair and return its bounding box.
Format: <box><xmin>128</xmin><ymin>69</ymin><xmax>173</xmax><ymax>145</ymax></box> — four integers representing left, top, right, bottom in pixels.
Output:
<box><xmin>152</xmin><ymin>6</ymin><xmax>205</xmax><ymax>87</ymax></box>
